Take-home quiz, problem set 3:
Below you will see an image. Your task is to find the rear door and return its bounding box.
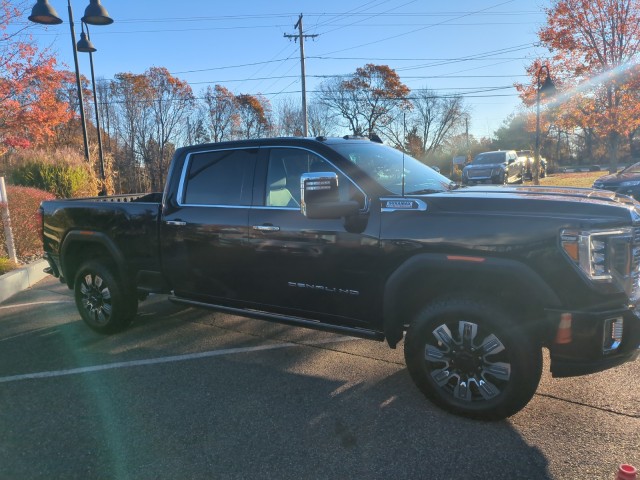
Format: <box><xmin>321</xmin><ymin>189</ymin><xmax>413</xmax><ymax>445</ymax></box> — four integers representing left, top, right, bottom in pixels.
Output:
<box><xmin>160</xmin><ymin>146</ymin><xmax>259</xmax><ymax>304</ymax></box>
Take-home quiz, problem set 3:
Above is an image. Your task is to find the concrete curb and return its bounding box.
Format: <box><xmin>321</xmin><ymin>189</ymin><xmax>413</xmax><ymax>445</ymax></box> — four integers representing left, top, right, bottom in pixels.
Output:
<box><xmin>0</xmin><ymin>259</ymin><xmax>50</xmax><ymax>304</ymax></box>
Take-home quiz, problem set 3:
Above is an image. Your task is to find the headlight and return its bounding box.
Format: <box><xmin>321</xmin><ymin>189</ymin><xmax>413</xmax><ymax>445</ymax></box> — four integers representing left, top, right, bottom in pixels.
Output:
<box><xmin>491</xmin><ymin>167</ymin><xmax>503</xmax><ymax>176</ymax></box>
<box><xmin>620</xmin><ymin>181</ymin><xmax>640</xmax><ymax>187</ymax></box>
<box><xmin>561</xmin><ymin>228</ymin><xmax>640</xmax><ymax>302</ymax></box>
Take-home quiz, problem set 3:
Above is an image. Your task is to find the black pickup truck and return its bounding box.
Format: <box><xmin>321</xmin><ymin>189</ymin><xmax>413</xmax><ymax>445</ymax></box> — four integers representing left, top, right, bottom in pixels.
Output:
<box><xmin>41</xmin><ymin>136</ymin><xmax>640</xmax><ymax>420</ymax></box>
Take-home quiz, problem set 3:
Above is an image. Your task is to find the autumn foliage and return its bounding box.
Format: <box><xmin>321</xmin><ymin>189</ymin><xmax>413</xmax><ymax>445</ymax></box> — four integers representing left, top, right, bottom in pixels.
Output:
<box><xmin>518</xmin><ymin>0</ymin><xmax>640</xmax><ymax>170</ymax></box>
<box><xmin>319</xmin><ymin>64</ymin><xmax>410</xmax><ymax>137</ymax></box>
<box><xmin>0</xmin><ymin>1</ymin><xmax>74</xmax><ymax>154</ymax></box>
<box><xmin>0</xmin><ymin>185</ymin><xmax>54</xmax><ymax>261</ymax></box>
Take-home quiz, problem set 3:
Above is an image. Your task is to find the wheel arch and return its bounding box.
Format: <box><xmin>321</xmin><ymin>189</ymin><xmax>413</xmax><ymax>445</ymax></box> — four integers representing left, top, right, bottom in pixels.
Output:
<box><xmin>61</xmin><ymin>231</ymin><xmax>128</xmax><ymax>289</ymax></box>
<box><xmin>383</xmin><ymin>253</ymin><xmax>562</xmax><ymax>348</ymax></box>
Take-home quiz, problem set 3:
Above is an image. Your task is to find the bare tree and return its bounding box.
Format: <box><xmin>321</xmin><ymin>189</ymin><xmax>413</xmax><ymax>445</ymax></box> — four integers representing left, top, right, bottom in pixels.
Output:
<box><xmin>411</xmin><ymin>90</ymin><xmax>466</xmax><ymax>158</ymax></box>
<box><xmin>382</xmin><ymin>89</ymin><xmax>466</xmax><ymax>160</ymax></box>
<box><xmin>144</xmin><ymin>67</ymin><xmax>194</xmax><ymax>189</ymax></box>
<box><xmin>275</xmin><ymin>98</ymin><xmax>303</xmax><ymax>137</ymax></box>
<box><xmin>203</xmin><ymin>84</ymin><xmax>237</xmax><ymax>143</ymax></box>
<box><xmin>307</xmin><ymin>101</ymin><xmax>335</xmax><ymax>137</ymax></box>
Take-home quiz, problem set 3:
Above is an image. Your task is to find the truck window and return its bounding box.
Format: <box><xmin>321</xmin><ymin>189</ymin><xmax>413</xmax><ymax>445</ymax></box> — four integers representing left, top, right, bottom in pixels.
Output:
<box><xmin>182</xmin><ymin>149</ymin><xmax>256</xmax><ymax>206</ymax></box>
<box><xmin>265</xmin><ymin>148</ymin><xmax>366</xmax><ymax>209</ymax></box>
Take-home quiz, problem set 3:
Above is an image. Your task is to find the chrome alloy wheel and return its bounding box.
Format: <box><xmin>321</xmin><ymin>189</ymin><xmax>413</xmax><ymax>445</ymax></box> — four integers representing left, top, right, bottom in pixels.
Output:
<box><xmin>425</xmin><ymin>321</ymin><xmax>511</xmax><ymax>402</ymax></box>
<box><xmin>79</xmin><ymin>273</ymin><xmax>113</xmax><ymax>326</ymax></box>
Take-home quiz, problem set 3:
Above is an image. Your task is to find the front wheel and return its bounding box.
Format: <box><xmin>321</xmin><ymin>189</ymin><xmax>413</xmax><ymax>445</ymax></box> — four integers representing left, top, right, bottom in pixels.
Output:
<box><xmin>404</xmin><ymin>296</ymin><xmax>542</xmax><ymax>420</ymax></box>
<box><xmin>74</xmin><ymin>260</ymin><xmax>137</xmax><ymax>334</ymax></box>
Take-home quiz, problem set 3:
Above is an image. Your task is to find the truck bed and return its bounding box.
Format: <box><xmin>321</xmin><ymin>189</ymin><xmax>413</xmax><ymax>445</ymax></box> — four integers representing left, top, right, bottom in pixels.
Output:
<box><xmin>41</xmin><ymin>192</ymin><xmax>163</xmax><ymax>285</ymax></box>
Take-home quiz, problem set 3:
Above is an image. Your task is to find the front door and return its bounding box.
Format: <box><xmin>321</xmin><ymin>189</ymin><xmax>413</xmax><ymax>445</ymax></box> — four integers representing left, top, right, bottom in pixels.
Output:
<box><xmin>246</xmin><ymin>147</ymin><xmax>382</xmax><ymax>327</ymax></box>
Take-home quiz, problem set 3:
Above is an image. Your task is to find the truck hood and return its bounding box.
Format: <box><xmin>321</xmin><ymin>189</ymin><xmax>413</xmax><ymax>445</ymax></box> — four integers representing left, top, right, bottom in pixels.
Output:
<box><xmin>455</xmin><ymin>184</ymin><xmax>629</xmax><ymax>202</ymax></box>
<box><xmin>592</xmin><ymin>171</ymin><xmax>639</xmax><ymax>187</ymax></box>
<box><xmin>418</xmin><ymin>184</ymin><xmax>639</xmax><ymax>224</ymax></box>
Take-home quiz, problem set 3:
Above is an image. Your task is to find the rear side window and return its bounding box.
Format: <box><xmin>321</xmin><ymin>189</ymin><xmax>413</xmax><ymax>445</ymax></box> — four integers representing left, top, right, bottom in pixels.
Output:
<box><xmin>182</xmin><ymin>149</ymin><xmax>256</xmax><ymax>206</ymax></box>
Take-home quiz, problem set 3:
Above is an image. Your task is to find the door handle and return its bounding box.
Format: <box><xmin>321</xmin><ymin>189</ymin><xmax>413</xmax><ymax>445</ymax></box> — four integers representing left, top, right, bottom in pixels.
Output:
<box><xmin>252</xmin><ymin>225</ymin><xmax>280</xmax><ymax>232</ymax></box>
<box><xmin>165</xmin><ymin>220</ymin><xmax>187</xmax><ymax>226</ymax></box>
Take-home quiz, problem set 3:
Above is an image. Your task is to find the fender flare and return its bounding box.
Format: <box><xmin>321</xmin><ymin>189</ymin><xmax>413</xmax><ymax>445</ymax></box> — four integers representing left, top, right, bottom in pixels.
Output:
<box><xmin>60</xmin><ymin>230</ymin><xmax>128</xmax><ymax>287</ymax></box>
<box><xmin>382</xmin><ymin>253</ymin><xmax>562</xmax><ymax>347</ymax></box>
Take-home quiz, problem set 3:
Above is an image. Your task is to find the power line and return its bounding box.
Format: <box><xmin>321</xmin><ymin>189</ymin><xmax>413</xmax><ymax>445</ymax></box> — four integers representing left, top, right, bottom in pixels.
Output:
<box><xmin>312</xmin><ymin>0</ymin><xmax>419</xmax><ymax>37</ymax></box>
<box><xmin>317</xmin><ymin>0</ymin><xmax>518</xmax><ymax>55</ymax></box>
<box><xmin>95</xmin><ymin>87</ymin><xmax>520</xmax><ymax>107</ymax></box>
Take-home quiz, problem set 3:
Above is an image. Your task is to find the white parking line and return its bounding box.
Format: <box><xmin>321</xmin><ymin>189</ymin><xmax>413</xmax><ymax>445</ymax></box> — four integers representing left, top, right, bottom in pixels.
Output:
<box><xmin>0</xmin><ymin>300</ymin><xmax>73</xmax><ymax>311</ymax></box>
<box><xmin>0</xmin><ymin>336</ymin><xmax>357</xmax><ymax>384</ymax></box>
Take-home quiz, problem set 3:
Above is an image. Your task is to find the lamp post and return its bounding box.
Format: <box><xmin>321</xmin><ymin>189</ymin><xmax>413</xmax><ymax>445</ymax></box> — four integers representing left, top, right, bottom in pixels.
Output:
<box><xmin>534</xmin><ymin>65</ymin><xmax>557</xmax><ymax>185</ymax></box>
<box><xmin>77</xmin><ymin>23</ymin><xmax>106</xmax><ymax>194</ymax></box>
<box><xmin>28</xmin><ymin>0</ymin><xmax>113</xmax><ymax>183</ymax></box>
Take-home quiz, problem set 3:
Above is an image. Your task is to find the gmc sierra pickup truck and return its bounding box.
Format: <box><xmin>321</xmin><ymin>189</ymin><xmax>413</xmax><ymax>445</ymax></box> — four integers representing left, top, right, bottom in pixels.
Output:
<box><xmin>41</xmin><ymin>136</ymin><xmax>640</xmax><ymax>420</ymax></box>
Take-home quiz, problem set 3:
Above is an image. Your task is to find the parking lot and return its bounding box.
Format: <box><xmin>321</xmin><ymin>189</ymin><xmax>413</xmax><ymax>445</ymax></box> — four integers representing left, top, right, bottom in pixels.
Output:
<box><xmin>0</xmin><ymin>276</ymin><xmax>638</xmax><ymax>479</ymax></box>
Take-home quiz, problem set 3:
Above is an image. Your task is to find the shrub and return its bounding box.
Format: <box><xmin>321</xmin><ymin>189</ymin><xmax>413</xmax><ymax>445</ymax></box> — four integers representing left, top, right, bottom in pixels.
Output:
<box><xmin>0</xmin><ymin>257</ymin><xmax>18</xmax><ymax>275</ymax></box>
<box><xmin>10</xmin><ymin>162</ymin><xmax>98</xmax><ymax>198</ymax></box>
<box><xmin>3</xmin><ymin>148</ymin><xmax>99</xmax><ymax>198</ymax></box>
<box><xmin>0</xmin><ymin>185</ymin><xmax>55</xmax><ymax>261</ymax></box>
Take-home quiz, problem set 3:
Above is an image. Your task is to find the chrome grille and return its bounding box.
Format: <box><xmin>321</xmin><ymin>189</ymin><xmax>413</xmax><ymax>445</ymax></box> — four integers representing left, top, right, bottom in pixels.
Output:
<box><xmin>631</xmin><ymin>227</ymin><xmax>640</xmax><ymax>302</ymax></box>
<box><xmin>610</xmin><ymin>227</ymin><xmax>640</xmax><ymax>303</ymax></box>
<box><xmin>468</xmin><ymin>168</ymin><xmax>492</xmax><ymax>178</ymax></box>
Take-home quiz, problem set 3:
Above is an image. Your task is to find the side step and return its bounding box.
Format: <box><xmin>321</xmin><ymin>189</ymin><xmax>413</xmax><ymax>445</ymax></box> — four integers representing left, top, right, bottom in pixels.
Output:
<box><xmin>168</xmin><ymin>296</ymin><xmax>386</xmax><ymax>342</ymax></box>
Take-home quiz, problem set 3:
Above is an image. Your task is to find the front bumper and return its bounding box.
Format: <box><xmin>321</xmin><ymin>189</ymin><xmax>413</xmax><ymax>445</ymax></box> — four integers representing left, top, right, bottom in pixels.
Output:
<box><xmin>462</xmin><ymin>172</ymin><xmax>503</xmax><ymax>185</ymax></box>
<box><xmin>547</xmin><ymin>306</ymin><xmax>640</xmax><ymax>377</ymax></box>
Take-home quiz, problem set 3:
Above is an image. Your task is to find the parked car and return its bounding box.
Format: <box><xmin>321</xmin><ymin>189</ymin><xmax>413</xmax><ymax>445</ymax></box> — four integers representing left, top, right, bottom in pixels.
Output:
<box><xmin>592</xmin><ymin>162</ymin><xmax>640</xmax><ymax>200</ymax></box>
<box><xmin>461</xmin><ymin>150</ymin><xmax>524</xmax><ymax>185</ymax></box>
<box><xmin>517</xmin><ymin>150</ymin><xmax>547</xmax><ymax>180</ymax></box>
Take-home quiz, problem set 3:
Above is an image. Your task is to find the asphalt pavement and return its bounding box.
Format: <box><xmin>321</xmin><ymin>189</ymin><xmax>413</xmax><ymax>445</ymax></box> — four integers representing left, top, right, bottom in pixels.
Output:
<box><xmin>0</xmin><ymin>276</ymin><xmax>638</xmax><ymax>479</ymax></box>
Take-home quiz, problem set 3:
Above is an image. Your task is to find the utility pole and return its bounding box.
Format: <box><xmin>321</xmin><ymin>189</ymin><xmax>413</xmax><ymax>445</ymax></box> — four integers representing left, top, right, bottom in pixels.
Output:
<box><xmin>465</xmin><ymin>116</ymin><xmax>470</xmax><ymax>161</ymax></box>
<box><xmin>284</xmin><ymin>14</ymin><xmax>317</xmax><ymax>137</ymax></box>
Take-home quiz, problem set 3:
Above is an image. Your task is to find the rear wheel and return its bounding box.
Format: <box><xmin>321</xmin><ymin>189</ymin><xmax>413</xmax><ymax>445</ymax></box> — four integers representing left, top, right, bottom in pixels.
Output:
<box><xmin>404</xmin><ymin>296</ymin><xmax>542</xmax><ymax>420</ymax></box>
<box><xmin>74</xmin><ymin>260</ymin><xmax>137</xmax><ymax>334</ymax></box>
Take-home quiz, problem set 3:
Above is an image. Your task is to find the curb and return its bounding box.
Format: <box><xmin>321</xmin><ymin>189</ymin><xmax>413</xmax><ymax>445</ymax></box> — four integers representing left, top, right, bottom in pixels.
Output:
<box><xmin>0</xmin><ymin>259</ymin><xmax>50</xmax><ymax>304</ymax></box>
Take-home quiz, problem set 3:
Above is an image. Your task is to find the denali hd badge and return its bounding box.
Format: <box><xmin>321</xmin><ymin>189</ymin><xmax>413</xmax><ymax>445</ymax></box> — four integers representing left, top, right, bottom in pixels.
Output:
<box><xmin>381</xmin><ymin>198</ymin><xmax>427</xmax><ymax>212</ymax></box>
<box><xmin>288</xmin><ymin>282</ymin><xmax>359</xmax><ymax>296</ymax></box>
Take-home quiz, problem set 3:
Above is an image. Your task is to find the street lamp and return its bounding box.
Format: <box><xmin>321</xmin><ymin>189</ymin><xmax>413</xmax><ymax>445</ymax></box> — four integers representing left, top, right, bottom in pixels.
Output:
<box><xmin>77</xmin><ymin>23</ymin><xmax>106</xmax><ymax>194</ymax></box>
<box><xmin>534</xmin><ymin>65</ymin><xmax>557</xmax><ymax>185</ymax></box>
<box><xmin>28</xmin><ymin>0</ymin><xmax>113</xmax><ymax>175</ymax></box>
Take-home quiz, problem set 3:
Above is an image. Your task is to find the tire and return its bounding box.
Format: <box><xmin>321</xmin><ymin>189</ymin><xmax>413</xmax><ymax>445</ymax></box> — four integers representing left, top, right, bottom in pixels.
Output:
<box><xmin>74</xmin><ymin>260</ymin><xmax>137</xmax><ymax>334</ymax></box>
<box><xmin>404</xmin><ymin>296</ymin><xmax>542</xmax><ymax>420</ymax></box>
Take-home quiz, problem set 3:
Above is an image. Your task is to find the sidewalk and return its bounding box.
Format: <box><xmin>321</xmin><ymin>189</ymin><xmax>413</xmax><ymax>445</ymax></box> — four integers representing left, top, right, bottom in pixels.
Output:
<box><xmin>0</xmin><ymin>259</ymin><xmax>50</xmax><ymax>304</ymax></box>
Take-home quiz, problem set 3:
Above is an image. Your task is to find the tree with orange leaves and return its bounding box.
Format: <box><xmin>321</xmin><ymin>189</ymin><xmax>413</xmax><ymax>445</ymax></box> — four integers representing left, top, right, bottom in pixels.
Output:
<box><xmin>235</xmin><ymin>93</ymin><xmax>272</xmax><ymax>139</ymax></box>
<box><xmin>318</xmin><ymin>64</ymin><xmax>410</xmax><ymax>137</ymax></box>
<box><xmin>518</xmin><ymin>0</ymin><xmax>640</xmax><ymax>172</ymax></box>
<box><xmin>0</xmin><ymin>0</ymin><xmax>73</xmax><ymax>154</ymax></box>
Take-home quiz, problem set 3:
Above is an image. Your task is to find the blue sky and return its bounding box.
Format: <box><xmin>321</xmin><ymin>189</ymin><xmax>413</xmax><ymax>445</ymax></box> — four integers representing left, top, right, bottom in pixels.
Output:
<box><xmin>22</xmin><ymin>0</ymin><xmax>550</xmax><ymax>138</ymax></box>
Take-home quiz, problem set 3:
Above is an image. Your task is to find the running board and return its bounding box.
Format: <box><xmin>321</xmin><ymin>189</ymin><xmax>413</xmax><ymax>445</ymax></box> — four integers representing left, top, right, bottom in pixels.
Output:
<box><xmin>168</xmin><ymin>296</ymin><xmax>386</xmax><ymax>342</ymax></box>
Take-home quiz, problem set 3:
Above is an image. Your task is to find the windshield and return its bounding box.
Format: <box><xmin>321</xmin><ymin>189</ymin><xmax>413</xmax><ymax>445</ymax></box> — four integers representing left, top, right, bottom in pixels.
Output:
<box><xmin>621</xmin><ymin>162</ymin><xmax>640</xmax><ymax>174</ymax></box>
<box><xmin>330</xmin><ymin>142</ymin><xmax>454</xmax><ymax>195</ymax></box>
<box><xmin>472</xmin><ymin>152</ymin><xmax>507</xmax><ymax>165</ymax></box>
